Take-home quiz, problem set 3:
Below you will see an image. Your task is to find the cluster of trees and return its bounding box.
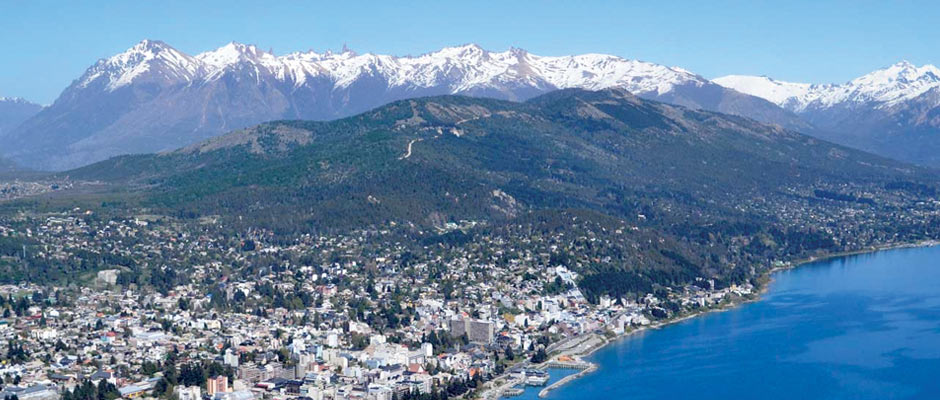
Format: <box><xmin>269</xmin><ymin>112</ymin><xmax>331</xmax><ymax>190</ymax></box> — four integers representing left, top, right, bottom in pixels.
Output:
<box><xmin>255</xmin><ymin>282</ymin><xmax>318</xmax><ymax>311</ymax></box>
<box><xmin>530</xmin><ymin>348</ymin><xmax>549</xmax><ymax>363</ymax></box>
<box><xmin>0</xmin><ymin>293</ymin><xmax>34</xmax><ymax>318</ymax></box>
<box><xmin>146</xmin><ymin>356</ymin><xmax>234</xmax><ymax>398</ymax></box>
<box><xmin>0</xmin><ymin>236</ymin><xmax>28</xmax><ymax>258</ymax></box>
<box><xmin>814</xmin><ymin>189</ymin><xmax>875</xmax><ymax>205</ymax></box>
<box><xmin>0</xmin><ymin>230</ymin><xmax>136</xmax><ymax>284</ymax></box>
<box><xmin>885</xmin><ymin>181</ymin><xmax>937</xmax><ymax>197</ymax></box>
<box><xmin>344</xmin><ymin>286</ymin><xmax>417</xmax><ymax>331</ymax></box>
<box><xmin>542</xmin><ymin>276</ymin><xmax>572</xmax><ymax>295</ymax></box>
<box><xmin>61</xmin><ymin>380</ymin><xmax>120</xmax><ymax>400</ymax></box>
<box><xmin>571</xmin><ymin>210</ymin><xmax>851</xmax><ymax>304</ymax></box>
<box><xmin>420</xmin><ymin>330</ymin><xmax>468</xmax><ymax>354</ymax></box>
<box><xmin>4</xmin><ymin>341</ymin><xmax>29</xmax><ymax>364</ymax></box>
<box><xmin>116</xmin><ymin>265</ymin><xmax>194</xmax><ymax>296</ymax></box>
<box><xmin>393</xmin><ymin>374</ymin><xmax>486</xmax><ymax>400</ymax></box>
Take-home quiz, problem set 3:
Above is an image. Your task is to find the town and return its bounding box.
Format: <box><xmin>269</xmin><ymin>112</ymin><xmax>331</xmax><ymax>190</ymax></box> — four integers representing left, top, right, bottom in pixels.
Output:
<box><xmin>2</xmin><ymin>174</ymin><xmax>940</xmax><ymax>400</ymax></box>
<box><xmin>0</xmin><ymin>209</ymin><xmax>767</xmax><ymax>400</ymax></box>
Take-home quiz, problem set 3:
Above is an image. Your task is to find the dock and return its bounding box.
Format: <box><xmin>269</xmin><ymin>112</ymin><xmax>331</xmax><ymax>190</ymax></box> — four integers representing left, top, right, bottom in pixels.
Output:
<box><xmin>537</xmin><ymin>362</ymin><xmax>597</xmax><ymax>398</ymax></box>
<box><xmin>542</xmin><ymin>360</ymin><xmax>591</xmax><ymax>370</ymax></box>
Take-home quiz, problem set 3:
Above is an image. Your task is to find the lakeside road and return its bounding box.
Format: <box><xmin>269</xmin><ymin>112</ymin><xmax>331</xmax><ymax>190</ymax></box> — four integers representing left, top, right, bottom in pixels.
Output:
<box><xmin>489</xmin><ymin>240</ymin><xmax>940</xmax><ymax>400</ymax></box>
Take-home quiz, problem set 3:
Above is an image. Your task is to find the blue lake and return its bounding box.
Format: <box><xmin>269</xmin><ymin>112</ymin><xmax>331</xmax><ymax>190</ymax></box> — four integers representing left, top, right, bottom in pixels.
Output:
<box><xmin>532</xmin><ymin>245</ymin><xmax>940</xmax><ymax>399</ymax></box>
<box><xmin>509</xmin><ymin>368</ymin><xmax>581</xmax><ymax>400</ymax></box>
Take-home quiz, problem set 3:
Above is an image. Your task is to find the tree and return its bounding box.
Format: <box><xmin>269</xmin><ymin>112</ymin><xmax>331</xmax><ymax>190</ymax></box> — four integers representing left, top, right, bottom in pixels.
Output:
<box><xmin>179</xmin><ymin>363</ymin><xmax>205</xmax><ymax>387</ymax></box>
<box><xmin>153</xmin><ymin>378</ymin><xmax>169</xmax><ymax>396</ymax></box>
<box><xmin>530</xmin><ymin>348</ymin><xmax>548</xmax><ymax>363</ymax></box>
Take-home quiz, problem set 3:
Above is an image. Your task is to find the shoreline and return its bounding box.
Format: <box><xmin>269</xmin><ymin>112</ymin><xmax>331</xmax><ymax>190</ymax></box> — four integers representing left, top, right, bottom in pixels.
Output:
<box><xmin>499</xmin><ymin>239</ymin><xmax>940</xmax><ymax>399</ymax></box>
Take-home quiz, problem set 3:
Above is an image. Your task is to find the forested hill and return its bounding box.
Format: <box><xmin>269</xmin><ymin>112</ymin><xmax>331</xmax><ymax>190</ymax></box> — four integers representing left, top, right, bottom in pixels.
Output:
<box><xmin>68</xmin><ymin>88</ymin><xmax>933</xmax><ymax>231</ymax></box>
<box><xmin>10</xmin><ymin>88</ymin><xmax>933</xmax><ymax>299</ymax></box>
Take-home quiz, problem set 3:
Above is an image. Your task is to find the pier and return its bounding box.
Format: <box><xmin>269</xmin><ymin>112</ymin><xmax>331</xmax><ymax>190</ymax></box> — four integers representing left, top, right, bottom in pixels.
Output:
<box><xmin>542</xmin><ymin>361</ymin><xmax>591</xmax><ymax>370</ymax></box>
<box><xmin>537</xmin><ymin>363</ymin><xmax>598</xmax><ymax>398</ymax></box>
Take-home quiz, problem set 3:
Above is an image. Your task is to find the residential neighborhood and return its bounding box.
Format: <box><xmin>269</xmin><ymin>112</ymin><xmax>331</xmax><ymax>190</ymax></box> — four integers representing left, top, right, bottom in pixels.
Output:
<box><xmin>0</xmin><ymin>205</ymin><xmax>779</xmax><ymax>400</ymax></box>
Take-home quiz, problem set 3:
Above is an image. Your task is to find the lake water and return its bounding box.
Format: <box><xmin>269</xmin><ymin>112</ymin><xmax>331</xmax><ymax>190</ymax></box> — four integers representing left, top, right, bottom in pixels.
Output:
<box><xmin>508</xmin><ymin>368</ymin><xmax>581</xmax><ymax>400</ymax></box>
<box><xmin>528</xmin><ymin>245</ymin><xmax>940</xmax><ymax>400</ymax></box>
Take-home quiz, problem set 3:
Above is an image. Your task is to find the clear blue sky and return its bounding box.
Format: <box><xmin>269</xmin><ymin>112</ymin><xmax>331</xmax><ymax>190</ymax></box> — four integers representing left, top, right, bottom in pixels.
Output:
<box><xmin>2</xmin><ymin>0</ymin><xmax>937</xmax><ymax>104</ymax></box>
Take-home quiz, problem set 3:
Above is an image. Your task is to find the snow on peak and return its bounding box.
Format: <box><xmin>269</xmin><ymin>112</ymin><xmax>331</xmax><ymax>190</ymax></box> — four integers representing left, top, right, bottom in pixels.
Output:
<box><xmin>844</xmin><ymin>61</ymin><xmax>940</xmax><ymax>105</ymax></box>
<box><xmin>530</xmin><ymin>53</ymin><xmax>703</xmax><ymax>95</ymax></box>
<box><xmin>430</xmin><ymin>43</ymin><xmax>488</xmax><ymax>60</ymax></box>
<box><xmin>0</xmin><ymin>96</ymin><xmax>35</xmax><ymax>104</ymax></box>
<box><xmin>72</xmin><ymin>40</ymin><xmax>711</xmax><ymax>98</ymax></box>
<box><xmin>194</xmin><ymin>42</ymin><xmax>284</xmax><ymax>82</ymax></box>
<box><xmin>714</xmin><ymin>61</ymin><xmax>940</xmax><ymax>111</ymax></box>
<box><xmin>196</xmin><ymin>42</ymin><xmax>274</xmax><ymax>67</ymax></box>
<box><xmin>712</xmin><ymin>75</ymin><xmax>811</xmax><ymax>106</ymax></box>
<box><xmin>78</xmin><ymin>39</ymin><xmax>199</xmax><ymax>91</ymax></box>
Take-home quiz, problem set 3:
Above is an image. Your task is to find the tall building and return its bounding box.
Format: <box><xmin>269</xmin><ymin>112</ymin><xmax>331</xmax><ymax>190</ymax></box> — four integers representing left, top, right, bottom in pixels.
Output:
<box><xmin>421</xmin><ymin>343</ymin><xmax>433</xmax><ymax>358</ymax></box>
<box><xmin>224</xmin><ymin>350</ymin><xmax>239</xmax><ymax>368</ymax></box>
<box><xmin>448</xmin><ymin>318</ymin><xmax>494</xmax><ymax>344</ymax></box>
<box><xmin>207</xmin><ymin>376</ymin><xmax>229</xmax><ymax>395</ymax></box>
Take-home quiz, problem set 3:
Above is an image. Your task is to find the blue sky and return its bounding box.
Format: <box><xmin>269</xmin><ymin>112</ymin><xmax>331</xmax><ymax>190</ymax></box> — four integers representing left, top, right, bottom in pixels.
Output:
<box><xmin>2</xmin><ymin>0</ymin><xmax>937</xmax><ymax>104</ymax></box>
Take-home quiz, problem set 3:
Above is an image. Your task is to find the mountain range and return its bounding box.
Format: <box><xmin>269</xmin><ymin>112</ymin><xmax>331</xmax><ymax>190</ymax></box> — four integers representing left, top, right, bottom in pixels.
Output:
<box><xmin>1</xmin><ymin>40</ymin><xmax>804</xmax><ymax>171</ymax></box>
<box><xmin>714</xmin><ymin>61</ymin><xmax>940</xmax><ymax>167</ymax></box>
<box><xmin>4</xmin><ymin>40</ymin><xmax>939</xmax><ymax>171</ymax></box>
<box><xmin>0</xmin><ymin>97</ymin><xmax>41</xmax><ymax>138</ymax></box>
<box><xmin>0</xmin><ymin>97</ymin><xmax>42</xmax><ymax>172</ymax></box>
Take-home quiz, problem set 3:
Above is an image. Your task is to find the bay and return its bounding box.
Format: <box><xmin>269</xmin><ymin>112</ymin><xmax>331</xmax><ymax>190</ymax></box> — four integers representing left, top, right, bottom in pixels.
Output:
<box><xmin>535</xmin><ymin>245</ymin><xmax>940</xmax><ymax>399</ymax></box>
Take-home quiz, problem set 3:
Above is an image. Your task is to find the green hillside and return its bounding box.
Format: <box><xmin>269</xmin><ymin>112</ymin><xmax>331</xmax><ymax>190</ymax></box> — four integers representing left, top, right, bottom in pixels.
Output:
<box><xmin>53</xmin><ymin>89</ymin><xmax>940</xmax><ymax>299</ymax></box>
<box><xmin>70</xmin><ymin>89</ymin><xmax>930</xmax><ymax>228</ymax></box>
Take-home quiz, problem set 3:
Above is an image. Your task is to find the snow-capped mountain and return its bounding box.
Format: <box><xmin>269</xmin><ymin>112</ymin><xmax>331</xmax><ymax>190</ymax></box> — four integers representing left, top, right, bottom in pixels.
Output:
<box><xmin>4</xmin><ymin>40</ymin><xmax>803</xmax><ymax>171</ymax></box>
<box><xmin>715</xmin><ymin>61</ymin><xmax>940</xmax><ymax>111</ymax></box>
<box><xmin>76</xmin><ymin>39</ymin><xmax>201</xmax><ymax>91</ymax></box>
<box><xmin>0</xmin><ymin>96</ymin><xmax>42</xmax><ymax>139</ymax></box>
<box><xmin>84</xmin><ymin>41</ymin><xmax>712</xmax><ymax>98</ymax></box>
<box><xmin>711</xmin><ymin>75</ymin><xmax>813</xmax><ymax>109</ymax></box>
<box><xmin>714</xmin><ymin>62</ymin><xmax>940</xmax><ymax>166</ymax></box>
